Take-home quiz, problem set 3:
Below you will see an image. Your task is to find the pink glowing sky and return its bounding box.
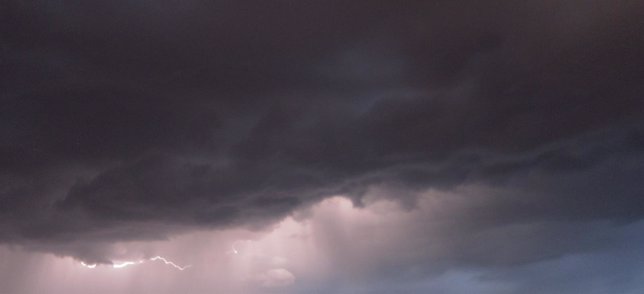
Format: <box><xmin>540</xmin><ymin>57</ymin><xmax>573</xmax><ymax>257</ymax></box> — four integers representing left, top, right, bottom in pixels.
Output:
<box><xmin>2</xmin><ymin>195</ymin><xmax>432</xmax><ymax>294</ymax></box>
<box><xmin>3</xmin><ymin>188</ymin><xmax>644</xmax><ymax>294</ymax></box>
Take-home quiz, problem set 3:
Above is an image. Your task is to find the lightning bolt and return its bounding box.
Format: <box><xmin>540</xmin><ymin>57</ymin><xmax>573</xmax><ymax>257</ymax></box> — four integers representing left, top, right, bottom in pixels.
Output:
<box><xmin>226</xmin><ymin>246</ymin><xmax>239</xmax><ymax>255</ymax></box>
<box><xmin>112</xmin><ymin>260</ymin><xmax>144</xmax><ymax>268</ymax></box>
<box><xmin>227</xmin><ymin>240</ymin><xmax>252</xmax><ymax>255</ymax></box>
<box><xmin>80</xmin><ymin>262</ymin><xmax>96</xmax><ymax>268</ymax></box>
<box><xmin>79</xmin><ymin>256</ymin><xmax>190</xmax><ymax>271</ymax></box>
<box><xmin>150</xmin><ymin>256</ymin><xmax>192</xmax><ymax>271</ymax></box>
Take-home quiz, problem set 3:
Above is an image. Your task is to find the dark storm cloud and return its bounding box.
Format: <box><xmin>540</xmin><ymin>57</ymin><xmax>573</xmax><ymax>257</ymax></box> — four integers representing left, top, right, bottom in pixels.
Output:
<box><xmin>2</xmin><ymin>0</ymin><xmax>644</xmax><ymax>265</ymax></box>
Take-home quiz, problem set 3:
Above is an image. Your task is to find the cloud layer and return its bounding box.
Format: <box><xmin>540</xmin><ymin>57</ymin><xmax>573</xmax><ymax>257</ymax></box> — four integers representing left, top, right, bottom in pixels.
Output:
<box><xmin>1</xmin><ymin>0</ymin><xmax>644</xmax><ymax>291</ymax></box>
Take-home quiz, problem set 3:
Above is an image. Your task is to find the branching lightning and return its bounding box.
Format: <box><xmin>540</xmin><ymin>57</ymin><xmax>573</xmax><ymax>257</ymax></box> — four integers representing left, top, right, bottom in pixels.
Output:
<box><xmin>79</xmin><ymin>256</ymin><xmax>190</xmax><ymax>271</ymax></box>
<box><xmin>150</xmin><ymin>256</ymin><xmax>192</xmax><ymax>271</ymax></box>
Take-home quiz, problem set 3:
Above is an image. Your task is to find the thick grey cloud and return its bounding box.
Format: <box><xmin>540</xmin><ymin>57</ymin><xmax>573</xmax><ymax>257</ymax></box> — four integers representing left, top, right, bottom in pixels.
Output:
<box><xmin>1</xmin><ymin>0</ymin><xmax>644</xmax><ymax>279</ymax></box>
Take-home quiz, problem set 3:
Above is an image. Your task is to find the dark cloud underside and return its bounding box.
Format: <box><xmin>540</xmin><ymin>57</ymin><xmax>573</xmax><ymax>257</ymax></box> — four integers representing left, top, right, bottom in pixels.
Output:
<box><xmin>1</xmin><ymin>0</ymin><xmax>644</xmax><ymax>267</ymax></box>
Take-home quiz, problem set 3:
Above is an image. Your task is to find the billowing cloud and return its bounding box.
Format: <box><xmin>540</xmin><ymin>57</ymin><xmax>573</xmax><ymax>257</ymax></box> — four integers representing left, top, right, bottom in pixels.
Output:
<box><xmin>1</xmin><ymin>0</ymin><xmax>644</xmax><ymax>293</ymax></box>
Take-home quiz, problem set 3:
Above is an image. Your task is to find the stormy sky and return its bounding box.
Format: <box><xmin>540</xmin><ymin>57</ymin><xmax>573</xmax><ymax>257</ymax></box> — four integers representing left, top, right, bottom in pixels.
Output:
<box><xmin>1</xmin><ymin>0</ymin><xmax>644</xmax><ymax>293</ymax></box>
